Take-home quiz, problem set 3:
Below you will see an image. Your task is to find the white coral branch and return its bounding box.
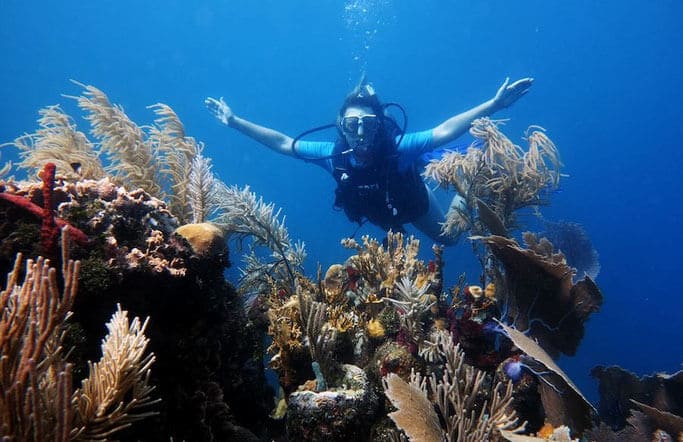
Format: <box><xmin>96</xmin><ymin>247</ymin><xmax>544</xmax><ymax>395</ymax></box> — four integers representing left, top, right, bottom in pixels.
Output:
<box><xmin>73</xmin><ymin>304</ymin><xmax>159</xmax><ymax>440</ymax></box>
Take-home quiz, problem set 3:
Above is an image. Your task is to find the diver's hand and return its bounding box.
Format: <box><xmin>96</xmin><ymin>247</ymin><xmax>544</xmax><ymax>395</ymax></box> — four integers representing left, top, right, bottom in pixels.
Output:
<box><xmin>205</xmin><ymin>96</ymin><xmax>234</xmax><ymax>126</ymax></box>
<box><xmin>492</xmin><ymin>77</ymin><xmax>533</xmax><ymax>110</ymax></box>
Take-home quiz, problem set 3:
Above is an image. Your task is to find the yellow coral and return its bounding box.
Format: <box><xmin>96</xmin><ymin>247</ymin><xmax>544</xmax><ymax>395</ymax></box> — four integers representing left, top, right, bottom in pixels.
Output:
<box><xmin>468</xmin><ymin>285</ymin><xmax>483</xmax><ymax>299</ymax></box>
<box><xmin>266</xmin><ymin>294</ymin><xmax>303</xmax><ymax>375</ymax></box>
<box><xmin>175</xmin><ymin>222</ymin><xmax>225</xmax><ymax>256</ymax></box>
<box><xmin>485</xmin><ymin>282</ymin><xmax>496</xmax><ymax>299</ymax></box>
<box><xmin>269</xmin><ymin>387</ymin><xmax>288</xmax><ymax>420</ymax></box>
<box><xmin>414</xmin><ymin>271</ymin><xmax>431</xmax><ymax>290</ymax></box>
<box><xmin>366</xmin><ymin>318</ymin><xmax>386</xmax><ymax>339</ymax></box>
<box><xmin>327</xmin><ymin>305</ymin><xmax>357</xmax><ymax>333</ymax></box>
<box><xmin>361</xmin><ymin>293</ymin><xmax>385</xmax><ymax>317</ymax></box>
<box><xmin>536</xmin><ymin>422</ymin><xmax>555</xmax><ymax>438</ymax></box>
<box><xmin>417</xmin><ymin>293</ymin><xmax>439</xmax><ymax>315</ymax></box>
<box><xmin>323</xmin><ymin>263</ymin><xmax>346</xmax><ymax>303</ymax></box>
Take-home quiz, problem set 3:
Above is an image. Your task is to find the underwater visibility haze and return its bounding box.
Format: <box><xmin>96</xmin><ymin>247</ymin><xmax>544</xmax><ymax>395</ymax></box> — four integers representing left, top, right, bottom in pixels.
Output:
<box><xmin>1</xmin><ymin>0</ymin><xmax>682</xmax><ymax>440</ymax></box>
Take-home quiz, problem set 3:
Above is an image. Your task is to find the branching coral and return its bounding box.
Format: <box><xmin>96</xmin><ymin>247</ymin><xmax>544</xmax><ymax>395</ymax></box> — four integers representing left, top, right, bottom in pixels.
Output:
<box><xmin>423</xmin><ymin>118</ymin><xmax>562</xmax><ymax>236</ymax></box>
<box><xmin>0</xmin><ymin>151</ymin><xmax>11</xmax><ymax>179</ymax></box>
<box><xmin>265</xmin><ymin>231</ymin><xmax>444</xmax><ymax>398</ymax></box>
<box><xmin>0</xmin><ymin>231</ymin><xmax>158</xmax><ymax>441</ymax></box>
<box><xmin>68</xmin><ymin>82</ymin><xmax>161</xmax><ymax>197</ymax></box>
<box><xmin>387</xmin><ymin>277</ymin><xmax>435</xmax><ymax>344</ymax></box>
<box><xmin>266</xmin><ymin>291</ymin><xmax>305</xmax><ymax>390</ymax></box>
<box><xmin>298</xmin><ymin>290</ymin><xmax>342</xmax><ymax>389</ymax></box>
<box><xmin>71</xmin><ymin>305</ymin><xmax>159</xmax><ymax>440</ymax></box>
<box><xmin>186</xmin><ymin>152</ymin><xmax>222</xmax><ymax>224</ymax></box>
<box><xmin>0</xmin><ymin>250</ymin><xmax>79</xmax><ymax>441</ymax></box>
<box><xmin>213</xmin><ymin>184</ymin><xmax>306</xmax><ymax>295</ymax></box>
<box><xmin>429</xmin><ymin>331</ymin><xmax>524</xmax><ymax>441</ymax></box>
<box><xmin>268</xmin><ymin>280</ymin><xmax>359</xmax><ymax>392</ymax></box>
<box><xmin>8</xmin><ymin>105</ymin><xmax>105</xmax><ymax>180</ymax></box>
<box><xmin>337</xmin><ymin>232</ymin><xmax>443</xmax><ymax>353</ymax></box>
<box><xmin>146</xmin><ymin>103</ymin><xmax>206</xmax><ymax>223</ymax></box>
<box><xmin>341</xmin><ymin>231</ymin><xmax>434</xmax><ymax>297</ymax></box>
<box><xmin>0</xmin><ymin>163</ymin><xmax>90</xmax><ymax>252</ymax></box>
<box><xmin>383</xmin><ymin>331</ymin><xmax>524</xmax><ymax>442</ymax></box>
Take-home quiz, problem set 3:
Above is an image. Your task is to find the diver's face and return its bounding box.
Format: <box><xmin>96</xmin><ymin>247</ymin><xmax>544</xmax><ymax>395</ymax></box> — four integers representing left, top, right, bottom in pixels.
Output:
<box><xmin>341</xmin><ymin>105</ymin><xmax>379</xmax><ymax>159</ymax></box>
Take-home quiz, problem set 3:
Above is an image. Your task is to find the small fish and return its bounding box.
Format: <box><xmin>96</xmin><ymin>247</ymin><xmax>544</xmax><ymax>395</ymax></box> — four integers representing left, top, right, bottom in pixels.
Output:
<box><xmin>70</xmin><ymin>162</ymin><xmax>82</xmax><ymax>175</ymax></box>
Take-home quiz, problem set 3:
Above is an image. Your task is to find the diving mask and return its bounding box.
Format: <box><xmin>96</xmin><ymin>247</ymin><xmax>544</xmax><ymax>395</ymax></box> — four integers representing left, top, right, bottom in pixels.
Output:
<box><xmin>341</xmin><ymin>114</ymin><xmax>379</xmax><ymax>135</ymax></box>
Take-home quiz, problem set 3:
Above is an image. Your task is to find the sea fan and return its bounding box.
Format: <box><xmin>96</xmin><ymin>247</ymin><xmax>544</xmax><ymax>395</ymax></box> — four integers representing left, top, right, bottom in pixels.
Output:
<box><xmin>541</xmin><ymin>220</ymin><xmax>600</xmax><ymax>280</ymax></box>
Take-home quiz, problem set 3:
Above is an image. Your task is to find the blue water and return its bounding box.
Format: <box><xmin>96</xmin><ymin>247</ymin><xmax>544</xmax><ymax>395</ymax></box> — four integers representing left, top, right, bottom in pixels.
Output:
<box><xmin>2</xmin><ymin>0</ymin><xmax>682</xmax><ymax>403</ymax></box>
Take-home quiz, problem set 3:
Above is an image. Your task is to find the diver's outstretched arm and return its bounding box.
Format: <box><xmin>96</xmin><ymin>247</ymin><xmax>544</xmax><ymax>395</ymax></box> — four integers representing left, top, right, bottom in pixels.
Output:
<box><xmin>430</xmin><ymin>77</ymin><xmax>533</xmax><ymax>148</ymax></box>
<box><xmin>205</xmin><ymin>97</ymin><xmax>296</xmax><ymax>156</ymax></box>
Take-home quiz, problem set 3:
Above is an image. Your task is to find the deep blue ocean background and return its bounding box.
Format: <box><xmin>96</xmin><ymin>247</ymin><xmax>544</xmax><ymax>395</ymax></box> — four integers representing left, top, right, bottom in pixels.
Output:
<box><xmin>2</xmin><ymin>0</ymin><xmax>681</xmax><ymax>403</ymax></box>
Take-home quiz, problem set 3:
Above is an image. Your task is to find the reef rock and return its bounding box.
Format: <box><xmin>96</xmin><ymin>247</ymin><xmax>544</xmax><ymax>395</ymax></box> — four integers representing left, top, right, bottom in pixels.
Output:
<box><xmin>286</xmin><ymin>364</ymin><xmax>378</xmax><ymax>441</ymax></box>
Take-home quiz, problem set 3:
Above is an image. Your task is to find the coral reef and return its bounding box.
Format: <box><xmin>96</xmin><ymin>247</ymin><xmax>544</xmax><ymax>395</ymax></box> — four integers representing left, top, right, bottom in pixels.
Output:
<box><xmin>2</xmin><ymin>84</ymin><xmax>679</xmax><ymax>442</ymax></box>
<box><xmin>0</xmin><ymin>163</ymin><xmax>89</xmax><ymax>256</ymax></box>
<box><xmin>383</xmin><ymin>332</ymin><xmax>524</xmax><ymax>442</ymax></box>
<box><xmin>494</xmin><ymin>320</ymin><xmax>594</xmax><ymax>434</ymax></box>
<box><xmin>0</xmin><ymin>173</ymin><xmax>271</xmax><ymax>440</ymax></box>
<box><xmin>260</xmin><ymin>231</ymin><xmax>554</xmax><ymax>441</ymax></box>
<box><xmin>6</xmin><ymin>82</ymin><xmax>224</xmax><ymax>227</ymax></box>
<box><xmin>0</xmin><ymin>84</ymin><xmax>291</xmax><ymax>438</ymax></box>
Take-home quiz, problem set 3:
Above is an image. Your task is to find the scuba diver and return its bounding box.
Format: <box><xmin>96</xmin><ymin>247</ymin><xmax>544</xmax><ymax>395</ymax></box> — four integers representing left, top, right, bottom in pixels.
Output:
<box><xmin>206</xmin><ymin>76</ymin><xmax>532</xmax><ymax>245</ymax></box>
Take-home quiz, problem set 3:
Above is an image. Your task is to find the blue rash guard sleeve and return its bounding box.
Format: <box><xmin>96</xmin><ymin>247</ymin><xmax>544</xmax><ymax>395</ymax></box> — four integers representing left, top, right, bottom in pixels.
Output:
<box><xmin>396</xmin><ymin>129</ymin><xmax>434</xmax><ymax>160</ymax></box>
<box><xmin>294</xmin><ymin>140</ymin><xmax>336</xmax><ymax>172</ymax></box>
<box><xmin>396</xmin><ymin>129</ymin><xmax>435</xmax><ymax>170</ymax></box>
